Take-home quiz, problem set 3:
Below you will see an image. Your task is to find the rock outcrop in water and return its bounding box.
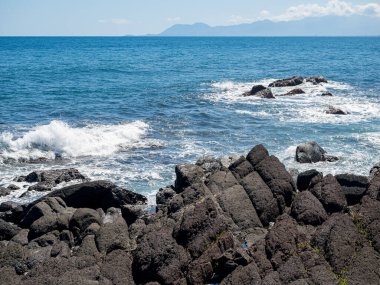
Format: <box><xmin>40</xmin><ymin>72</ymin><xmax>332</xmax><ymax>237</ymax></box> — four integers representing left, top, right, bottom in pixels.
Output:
<box><xmin>326</xmin><ymin>106</ymin><xmax>349</xmax><ymax>115</ymax></box>
<box><xmin>1</xmin><ymin>144</ymin><xmax>380</xmax><ymax>284</ymax></box>
<box><xmin>269</xmin><ymin>76</ymin><xmax>304</xmax><ymax>87</ymax></box>
<box><xmin>243</xmin><ymin>85</ymin><xmax>274</xmax><ymax>99</ymax></box>
<box><xmin>296</xmin><ymin>141</ymin><xmax>339</xmax><ymax>163</ymax></box>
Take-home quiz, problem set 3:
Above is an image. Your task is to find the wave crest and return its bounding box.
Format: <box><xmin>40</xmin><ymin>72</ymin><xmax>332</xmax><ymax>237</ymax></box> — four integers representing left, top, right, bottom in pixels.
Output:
<box><xmin>0</xmin><ymin>120</ymin><xmax>151</xmax><ymax>161</ymax></box>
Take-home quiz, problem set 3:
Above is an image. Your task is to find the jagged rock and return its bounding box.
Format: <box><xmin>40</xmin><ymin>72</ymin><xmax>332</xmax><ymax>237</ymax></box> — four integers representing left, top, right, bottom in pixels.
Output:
<box><xmin>100</xmin><ymin>250</ymin><xmax>134</xmax><ymax>285</ymax></box>
<box><xmin>173</xmin><ymin>197</ymin><xmax>227</xmax><ymax>258</ymax></box>
<box><xmin>0</xmin><ymin>219</ymin><xmax>21</xmax><ymax>241</ymax></box>
<box><xmin>220</xmin><ymin>262</ymin><xmax>262</xmax><ymax>285</ymax></box>
<box><xmin>368</xmin><ymin>170</ymin><xmax>380</xmax><ymax>200</ymax></box>
<box><xmin>45</xmin><ymin>180</ymin><xmax>147</xmax><ymax>210</ymax></box>
<box><xmin>269</xmin><ymin>76</ymin><xmax>304</xmax><ymax>87</ymax></box>
<box><xmin>243</xmin><ymin>85</ymin><xmax>275</xmax><ymax>99</ymax></box>
<box><xmin>335</xmin><ymin>174</ymin><xmax>368</xmax><ymax>205</ymax></box>
<box><xmin>309</xmin><ymin>174</ymin><xmax>347</xmax><ymax>213</ymax></box>
<box><xmin>196</xmin><ymin>156</ymin><xmax>223</xmax><ymax>175</ymax></box>
<box><xmin>255</xmin><ymin>155</ymin><xmax>296</xmax><ymax>209</ymax></box>
<box><xmin>291</xmin><ymin>191</ymin><xmax>328</xmax><ymax>225</ymax></box>
<box><xmin>23</xmin><ymin>168</ymin><xmax>86</xmax><ymax>192</ymax></box>
<box><xmin>279</xmin><ymin>88</ymin><xmax>305</xmax><ymax>96</ymax></box>
<box><xmin>312</xmin><ymin>213</ymin><xmax>364</xmax><ymax>273</ymax></box>
<box><xmin>174</xmin><ymin>164</ymin><xmax>204</xmax><ymax>193</ymax></box>
<box><xmin>206</xmin><ymin>170</ymin><xmax>239</xmax><ymax>195</ymax></box>
<box><xmin>265</xmin><ymin>214</ymin><xmax>305</xmax><ymax>269</ymax></box>
<box><xmin>229</xmin><ymin>156</ymin><xmax>254</xmax><ymax>181</ymax></box>
<box><xmin>133</xmin><ymin>222</ymin><xmax>190</xmax><ymax>284</ymax></box>
<box><xmin>306</xmin><ymin>76</ymin><xmax>327</xmax><ymax>85</ymax></box>
<box><xmin>240</xmin><ymin>171</ymin><xmax>279</xmax><ymax>226</ymax></box>
<box><xmin>296</xmin><ymin>169</ymin><xmax>321</xmax><ymax>191</ymax></box>
<box><xmin>216</xmin><ymin>184</ymin><xmax>263</xmax><ymax>230</ymax></box>
<box><xmin>295</xmin><ymin>141</ymin><xmax>338</xmax><ymax>163</ymax></box>
<box><xmin>246</xmin><ymin>144</ymin><xmax>269</xmax><ymax>168</ymax></box>
<box><xmin>326</xmin><ymin>106</ymin><xmax>348</xmax><ymax>115</ymax></box>
<box><xmin>69</xmin><ymin>208</ymin><xmax>101</xmax><ymax>241</ymax></box>
<box><xmin>156</xmin><ymin>186</ymin><xmax>176</xmax><ymax>207</ymax></box>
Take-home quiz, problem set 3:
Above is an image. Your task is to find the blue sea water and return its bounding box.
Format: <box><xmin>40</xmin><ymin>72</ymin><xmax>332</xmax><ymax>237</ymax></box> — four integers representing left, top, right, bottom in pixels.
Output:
<box><xmin>0</xmin><ymin>37</ymin><xmax>380</xmax><ymax>204</ymax></box>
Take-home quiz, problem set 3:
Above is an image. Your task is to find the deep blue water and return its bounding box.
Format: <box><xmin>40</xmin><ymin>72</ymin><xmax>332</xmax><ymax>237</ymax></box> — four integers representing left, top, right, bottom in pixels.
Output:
<box><xmin>1</xmin><ymin>37</ymin><xmax>380</xmax><ymax>203</ymax></box>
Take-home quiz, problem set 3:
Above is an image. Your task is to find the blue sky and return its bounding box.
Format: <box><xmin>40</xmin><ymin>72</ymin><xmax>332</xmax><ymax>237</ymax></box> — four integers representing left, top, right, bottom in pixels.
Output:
<box><xmin>0</xmin><ymin>0</ymin><xmax>379</xmax><ymax>35</ymax></box>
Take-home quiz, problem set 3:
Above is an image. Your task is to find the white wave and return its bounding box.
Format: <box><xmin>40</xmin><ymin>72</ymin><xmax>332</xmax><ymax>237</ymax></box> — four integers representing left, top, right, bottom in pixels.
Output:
<box><xmin>0</xmin><ymin>120</ymin><xmax>152</xmax><ymax>161</ymax></box>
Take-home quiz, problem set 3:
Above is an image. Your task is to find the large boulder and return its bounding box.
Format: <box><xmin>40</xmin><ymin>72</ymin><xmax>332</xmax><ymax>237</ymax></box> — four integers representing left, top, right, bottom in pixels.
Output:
<box><xmin>240</xmin><ymin>171</ymin><xmax>279</xmax><ymax>226</ymax></box>
<box><xmin>243</xmin><ymin>85</ymin><xmax>274</xmax><ymax>99</ymax></box>
<box><xmin>309</xmin><ymin>174</ymin><xmax>347</xmax><ymax>213</ymax></box>
<box><xmin>45</xmin><ymin>180</ymin><xmax>147</xmax><ymax>210</ymax></box>
<box><xmin>0</xmin><ymin>219</ymin><xmax>21</xmax><ymax>241</ymax></box>
<box><xmin>269</xmin><ymin>76</ymin><xmax>304</xmax><ymax>87</ymax></box>
<box><xmin>174</xmin><ymin>164</ymin><xmax>204</xmax><ymax>193</ymax></box>
<box><xmin>254</xmin><ymin>155</ymin><xmax>296</xmax><ymax>209</ymax></box>
<box><xmin>296</xmin><ymin>169</ymin><xmax>321</xmax><ymax>191</ymax></box>
<box><xmin>335</xmin><ymin>174</ymin><xmax>368</xmax><ymax>205</ymax></box>
<box><xmin>291</xmin><ymin>191</ymin><xmax>328</xmax><ymax>225</ymax></box>
<box><xmin>246</xmin><ymin>144</ymin><xmax>269</xmax><ymax>168</ymax></box>
<box><xmin>295</xmin><ymin>142</ymin><xmax>338</xmax><ymax>163</ymax></box>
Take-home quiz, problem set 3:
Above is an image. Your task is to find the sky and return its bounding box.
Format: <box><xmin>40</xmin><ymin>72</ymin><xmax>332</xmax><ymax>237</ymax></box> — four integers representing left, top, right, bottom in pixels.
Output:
<box><xmin>0</xmin><ymin>0</ymin><xmax>379</xmax><ymax>36</ymax></box>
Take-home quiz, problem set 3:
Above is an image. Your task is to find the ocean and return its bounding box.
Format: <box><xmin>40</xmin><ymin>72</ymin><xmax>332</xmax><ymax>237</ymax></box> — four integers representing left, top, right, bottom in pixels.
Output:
<box><xmin>1</xmin><ymin>36</ymin><xmax>379</xmax><ymax>205</ymax></box>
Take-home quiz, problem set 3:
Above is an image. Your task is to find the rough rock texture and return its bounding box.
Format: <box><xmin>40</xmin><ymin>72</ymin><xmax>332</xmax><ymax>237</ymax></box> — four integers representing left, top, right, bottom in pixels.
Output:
<box><xmin>295</xmin><ymin>141</ymin><xmax>338</xmax><ymax>163</ymax></box>
<box><xmin>269</xmin><ymin>76</ymin><xmax>304</xmax><ymax>87</ymax></box>
<box><xmin>1</xmin><ymin>143</ymin><xmax>380</xmax><ymax>284</ymax></box>
<box><xmin>243</xmin><ymin>85</ymin><xmax>275</xmax><ymax>99</ymax></box>
<box><xmin>306</xmin><ymin>76</ymin><xmax>328</xmax><ymax>84</ymax></box>
<box><xmin>335</xmin><ymin>173</ymin><xmax>368</xmax><ymax>205</ymax></box>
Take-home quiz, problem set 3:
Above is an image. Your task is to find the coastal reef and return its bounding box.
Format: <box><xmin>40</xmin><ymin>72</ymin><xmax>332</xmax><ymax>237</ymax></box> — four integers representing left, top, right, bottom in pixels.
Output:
<box><xmin>1</xmin><ymin>144</ymin><xmax>380</xmax><ymax>284</ymax></box>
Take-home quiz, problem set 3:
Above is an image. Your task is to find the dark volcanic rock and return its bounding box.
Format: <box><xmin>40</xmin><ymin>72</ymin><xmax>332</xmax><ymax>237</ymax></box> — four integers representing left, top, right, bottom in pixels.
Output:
<box><xmin>243</xmin><ymin>85</ymin><xmax>275</xmax><ymax>99</ymax></box>
<box><xmin>174</xmin><ymin>197</ymin><xmax>227</xmax><ymax>258</ymax></box>
<box><xmin>0</xmin><ymin>219</ymin><xmax>21</xmax><ymax>241</ymax></box>
<box><xmin>254</xmin><ymin>155</ymin><xmax>296</xmax><ymax>209</ymax></box>
<box><xmin>291</xmin><ymin>191</ymin><xmax>328</xmax><ymax>225</ymax></box>
<box><xmin>220</xmin><ymin>262</ymin><xmax>262</xmax><ymax>285</ymax></box>
<box><xmin>309</xmin><ymin>174</ymin><xmax>347</xmax><ymax>213</ymax></box>
<box><xmin>369</xmin><ymin>162</ymin><xmax>380</xmax><ymax>181</ymax></box>
<box><xmin>335</xmin><ymin>174</ymin><xmax>368</xmax><ymax>205</ymax></box>
<box><xmin>0</xmin><ymin>187</ymin><xmax>12</xmax><ymax>197</ymax></box>
<box><xmin>269</xmin><ymin>76</ymin><xmax>304</xmax><ymax>87</ymax></box>
<box><xmin>246</xmin><ymin>144</ymin><xmax>269</xmax><ymax>168</ymax></box>
<box><xmin>326</xmin><ymin>106</ymin><xmax>348</xmax><ymax>115</ymax></box>
<box><xmin>229</xmin><ymin>156</ymin><xmax>254</xmax><ymax>181</ymax></box>
<box><xmin>240</xmin><ymin>171</ymin><xmax>279</xmax><ymax>226</ymax></box>
<box><xmin>206</xmin><ymin>170</ymin><xmax>239</xmax><ymax>195</ymax></box>
<box><xmin>295</xmin><ymin>141</ymin><xmax>338</xmax><ymax>163</ymax></box>
<box><xmin>306</xmin><ymin>76</ymin><xmax>327</xmax><ymax>85</ymax></box>
<box><xmin>174</xmin><ymin>164</ymin><xmax>204</xmax><ymax>193</ymax></box>
<box><xmin>23</xmin><ymin>168</ymin><xmax>86</xmax><ymax>192</ymax></box>
<box><xmin>279</xmin><ymin>88</ymin><xmax>305</xmax><ymax>96</ymax></box>
<box><xmin>296</xmin><ymin>169</ymin><xmax>321</xmax><ymax>191</ymax></box>
<box><xmin>133</xmin><ymin>222</ymin><xmax>190</xmax><ymax>284</ymax></box>
<box><xmin>46</xmin><ymin>180</ymin><xmax>147</xmax><ymax>210</ymax></box>
<box><xmin>321</xmin><ymin>92</ymin><xmax>333</xmax><ymax>96</ymax></box>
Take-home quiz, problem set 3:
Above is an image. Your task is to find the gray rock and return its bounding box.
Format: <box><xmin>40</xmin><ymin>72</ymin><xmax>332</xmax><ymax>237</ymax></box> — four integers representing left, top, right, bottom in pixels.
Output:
<box><xmin>174</xmin><ymin>164</ymin><xmax>204</xmax><ymax>193</ymax></box>
<box><xmin>326</xmin><ymin>106</ymin><xmax>348</xmax><ymax>115</ymax></box>
<box><xmin>335</xmin><ymin>173</ymin><xmax>368</xmax><ymax>205</ymax></box>
<box><xmin>279</xmin><ymin>88</ymin><xmax>305</xmax><ymax>96</ymax></box>
<box><xmin>295</xmin><ymin>141</ymin><xmax>338</xmax><ymax>163</ymax></box>
<box><xmin>0</xmin><ymin>219</ymin><xmax>21</xmax><ymax>241</ymax></box>
<box><xmin>306</xmin><ymin>76</ymin><xmax>327</xmax><ymax>85</ymax></box>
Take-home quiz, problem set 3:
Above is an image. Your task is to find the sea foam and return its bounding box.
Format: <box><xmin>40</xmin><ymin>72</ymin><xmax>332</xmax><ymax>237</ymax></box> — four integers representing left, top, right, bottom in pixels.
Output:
<box><xmin>0</xmin><ymin>120</ymin><xmax>150</xmax><ymax>162</ymax></box>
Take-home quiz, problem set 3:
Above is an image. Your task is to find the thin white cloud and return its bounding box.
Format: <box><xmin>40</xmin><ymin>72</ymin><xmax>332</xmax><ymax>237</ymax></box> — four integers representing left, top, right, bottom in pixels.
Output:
<box><xmin>167</xmin><ymin>17</ymin><xmax>181</xmax><ymax>22</ymax></box>
<box><xmin>269</xmin><ymin>0</ymin><xmax>380</xmax><ymax>22</ymax></box>
<box><xmin>98</xmin><ymin>18</ymin><xmax>130</xmax><ymax>25</ymax></box>
<box><xmin>228</xmin><ymin>15</ymin><xmax>254</xmax><ymax>24</ymax></box>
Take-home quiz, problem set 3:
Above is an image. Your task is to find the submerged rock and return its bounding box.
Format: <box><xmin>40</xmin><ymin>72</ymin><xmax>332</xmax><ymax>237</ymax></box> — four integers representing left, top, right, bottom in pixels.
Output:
<box><xmin>295</xmin><ymin>141</ymin><xmax>338</xmax><ymax>163</ymax></box>
<box><xmin>279</xmin><ymin>88</ymin><xmax>305</xmax><ymax>96</ymax></box>
<box><xmin>243</xmin><ymin>85</ymin><xmax>274</xmax><ymax>99</ymax></box>
<box><xmin>269</xmin><ymin>76</ymin><xmax>304</xmax><ymax>87</ymax></box>
<box><xmin>321</xmin><ymin>92</ymin><xmax>333</xmax><ymax>96</ymax></box>
<box><xmin>326</xmin><ymin>106</ymin><xmax>348</xmax><ymax>115</ymax></box>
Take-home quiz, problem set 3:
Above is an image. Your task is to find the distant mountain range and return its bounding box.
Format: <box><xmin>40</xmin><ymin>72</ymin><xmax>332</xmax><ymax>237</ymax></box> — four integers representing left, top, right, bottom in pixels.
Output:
<box><xmin>155</xmin><ymin>16</ymin><xmax>380</xmax><ymax>36</ymax></box>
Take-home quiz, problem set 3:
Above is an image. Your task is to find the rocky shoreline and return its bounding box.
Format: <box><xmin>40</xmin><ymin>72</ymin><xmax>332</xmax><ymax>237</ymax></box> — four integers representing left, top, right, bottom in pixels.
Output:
<box><xmin>1</xmin><ymin>144</ymin><xmax>380</xmax><ymax>284</ymax></box>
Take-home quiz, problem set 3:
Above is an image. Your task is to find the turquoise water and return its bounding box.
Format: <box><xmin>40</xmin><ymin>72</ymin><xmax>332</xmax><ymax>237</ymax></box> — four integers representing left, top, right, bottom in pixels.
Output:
<box><xmin>1</xmin><ymin>37</ymin><xmax>380</xmax><ymax>203</ymax></box>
